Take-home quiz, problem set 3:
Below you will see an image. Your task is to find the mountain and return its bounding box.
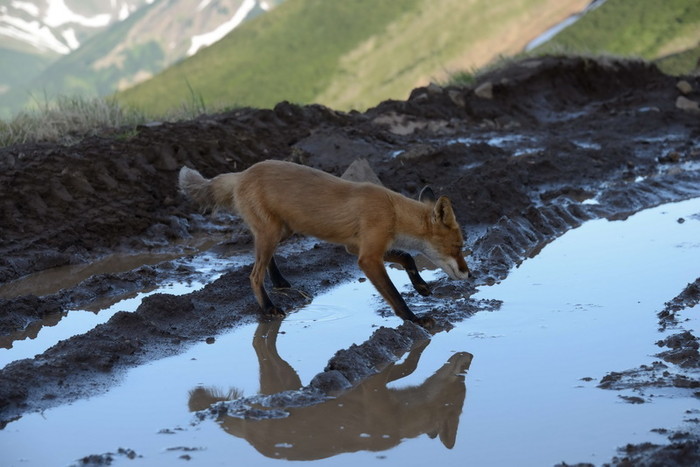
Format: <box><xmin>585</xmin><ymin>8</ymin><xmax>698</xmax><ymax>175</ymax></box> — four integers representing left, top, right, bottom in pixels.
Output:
<box><xmin>0</xmin><ymin>0</ymin><xmax>150</xmax><ymax>116</ymax></box>
<box><xmin>116</xmin><ymin>0</ymin><xmax>592</xmax><ymax>115</ymax></box>
<box><xmin>0</xmin><ymin>0</ymin><xmax>284</xmax><ymax>118</ymax></box>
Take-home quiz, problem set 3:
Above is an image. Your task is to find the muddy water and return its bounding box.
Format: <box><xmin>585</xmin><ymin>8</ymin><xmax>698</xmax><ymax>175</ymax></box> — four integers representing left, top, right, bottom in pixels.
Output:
<box><xmin>2</xmin><ymin>198</ymin><xmax>700</xmax><ymax>466</ymax></box>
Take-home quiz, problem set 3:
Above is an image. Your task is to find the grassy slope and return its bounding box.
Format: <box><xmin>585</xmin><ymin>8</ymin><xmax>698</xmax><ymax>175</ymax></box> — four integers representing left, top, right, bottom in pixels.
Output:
<box><xmin>534</xmin><ymin>0</ymin><xmax>700</xmax><ymax>75</ymax></box>
<box><xmin>116</xmin><ymin>0</ymin><xmax>590</xmax><ymax>114</ymax></box>
<box><xmin>118</xmin><ymin>0</ymin><xmax>419</xmax><ymax>114</ymax></box>
<box><xmin>316</xmin><ymin>0</ymin><xmax>590</xmax><ymax>110</ymax></box>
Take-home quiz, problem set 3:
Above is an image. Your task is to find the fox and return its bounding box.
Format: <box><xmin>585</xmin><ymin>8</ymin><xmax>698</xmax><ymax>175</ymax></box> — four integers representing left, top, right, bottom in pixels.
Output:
<box><xmin>178</xmin><ymin>160</ymin><xmax>470</xmax><ymax>328</ymax></box>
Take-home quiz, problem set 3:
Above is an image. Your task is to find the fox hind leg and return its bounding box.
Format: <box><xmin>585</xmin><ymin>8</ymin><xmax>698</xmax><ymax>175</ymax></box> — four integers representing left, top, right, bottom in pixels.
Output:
<box><xmin>250</xmin><ymin>228</ymin><xmax>285</xmax><ymax>318</ymax></box>
<box><xmin>268</xmin><ymin>256</ymin><xmax>291</xmax><ymax>289</ymax></box>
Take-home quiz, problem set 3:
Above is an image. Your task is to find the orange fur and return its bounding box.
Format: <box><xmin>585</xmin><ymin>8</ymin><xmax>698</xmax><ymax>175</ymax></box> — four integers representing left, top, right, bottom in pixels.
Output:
<box><xmin>179</xmin><ymin>160</ymin><xmax>469</xmax><ymax>327</ymax></box>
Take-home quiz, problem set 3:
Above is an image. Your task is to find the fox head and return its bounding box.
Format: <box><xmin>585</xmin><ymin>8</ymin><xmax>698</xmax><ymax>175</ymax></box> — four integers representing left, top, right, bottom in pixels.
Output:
<box><xmin>419</xmin><ymin>187</ymin><xmax>471</xmax><ymax>281</ymax></box>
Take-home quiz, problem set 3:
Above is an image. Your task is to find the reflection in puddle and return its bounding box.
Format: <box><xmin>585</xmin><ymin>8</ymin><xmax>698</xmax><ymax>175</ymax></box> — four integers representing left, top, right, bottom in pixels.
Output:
<box><xmin>0</xmin><ymin>281</ymin><xmax>205</xmax><ymax>368</ymax></box>
<box><xmin>0</xmin><ymin>235</ymin><xmax>226</xmax><ymax>300</ymax></box>
<box><xmin>1</xmin><ymin>198</ymin><xmax>700</xmax><ymax>466</ymax></box>
<box><xmin>189</xmin><ymin>320</ymin><xmax>472</xmax><ymax>460</ymax></box>
<box><xmin>0</xmin><ymin>311</ymin><xmax>66</xmax><ymax>351</ymax></box>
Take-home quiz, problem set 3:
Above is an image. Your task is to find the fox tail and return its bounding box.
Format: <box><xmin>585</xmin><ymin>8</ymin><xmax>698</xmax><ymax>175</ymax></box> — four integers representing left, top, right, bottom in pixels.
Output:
<box><xmin>178</xmin><ymin>166</ymin><xmax>221</xmax><ymax>212</ymax></box>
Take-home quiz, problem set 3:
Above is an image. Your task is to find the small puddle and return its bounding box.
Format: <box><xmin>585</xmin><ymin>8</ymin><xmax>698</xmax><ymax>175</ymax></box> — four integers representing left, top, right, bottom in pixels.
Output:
<box><xmin>0</xmin><ymin>235</ymin><xmax>231</xmax><ymax>300</ymax></box>
<box><xmin>0</xmin><ymin>237</ymin><xmax>319</xmax><ymax>365</ymax></box>
<box><xmin>0</xmin><ymin>281</ymin><xmax>207</xmax><ymax>367</ymax></box>
<box><xmin>1</xmin><ymin>198</ymin><xmax>699</xmax><ymax>466</ymax></box>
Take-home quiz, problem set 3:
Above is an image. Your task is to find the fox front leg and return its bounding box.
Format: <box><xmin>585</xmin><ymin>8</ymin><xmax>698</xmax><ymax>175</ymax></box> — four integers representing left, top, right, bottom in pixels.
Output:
<box><xmin>384</xmin><ymin>250</ymin><xmax>431</xmax><ymax>297</ymax></box>
<box><xmin>358</xmin><ymin>253</ymin><xmax>435</xmax><ymax>329</ymax></box>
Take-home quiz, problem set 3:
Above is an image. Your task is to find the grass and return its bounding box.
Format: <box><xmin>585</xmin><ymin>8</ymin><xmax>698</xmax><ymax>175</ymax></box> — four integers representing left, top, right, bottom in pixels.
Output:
<box><xmin>0</xmin><ymin>77</ymin><xmax>237</xmax><ymax>147</ymax></box>
<box><xmin>116</xmin><ymin>0</ymin><xmax>584</xmax><ymax>114</ymax></box>
<box><xmin>0</xmin><ymin>95</ymin><xmax>149</xmax><ymax>147</ymax></box>
<box><xmin>117</xmin><ymin>0</ymin><xmax>423</xmax><ymax>115</ymax></box>
<box><xmin>532</xmin><ymin>0</ymin><xmax>700</xmax><ymax>75</ymax></box>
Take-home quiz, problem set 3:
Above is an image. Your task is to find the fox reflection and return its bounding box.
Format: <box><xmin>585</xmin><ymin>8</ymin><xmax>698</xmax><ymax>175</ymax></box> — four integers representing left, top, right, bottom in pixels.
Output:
<box><xmin>189</xmin><ymin>321</ymin><xmax>472</xmax><ymax>460</ymax></box>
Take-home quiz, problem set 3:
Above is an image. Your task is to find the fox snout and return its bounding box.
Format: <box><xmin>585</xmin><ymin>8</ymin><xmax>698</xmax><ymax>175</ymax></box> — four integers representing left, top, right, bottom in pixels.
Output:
<box><xmin>442</xmin><ymin>254</ymin><xmax>470</xmax><ymax>281</ymax></box>
<box><xmin>456</xmin><ymin>256</ymin><xmax>471</xmax><ymax>279</ymax></box>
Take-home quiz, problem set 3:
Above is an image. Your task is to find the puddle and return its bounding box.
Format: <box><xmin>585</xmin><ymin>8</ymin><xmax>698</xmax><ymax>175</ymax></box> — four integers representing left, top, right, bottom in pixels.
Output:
<box><xmin>0</xmin><ymin>234</ymin><xmax>231</xmax><ymax>300</ymax></box>
<box><xmin>1</xmin><ymin>198</ymin><xmax>700</xmax><ymax>466</ymax></box>
<box><xmin>0</xmin><ymin>237</ymin><xmax>320</xmax><ymax>365</ymax></box>
<box><xmin>449</xmin><ymin>133</ymin><xmax>538</xmax><ymax>150</ymax></box>
<box><xmin>0</xmin><ymin>280</ymin><xmax>208</xmax><ymax>368</ymax></box>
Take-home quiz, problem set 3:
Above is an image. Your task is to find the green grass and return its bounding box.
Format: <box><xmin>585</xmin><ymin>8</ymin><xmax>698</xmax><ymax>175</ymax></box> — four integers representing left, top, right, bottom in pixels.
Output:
<box><xmin>533</xmin><ymin>0</ymin><xmax>700</xmax><ymax>75</ymax></box>
<box><xmin>117</xmin><ymin>0</ymin><xmax>423</xmax><ymax>115</ymax></box>
<box><xmin>116</xmin><ymin>0</ymin><xmax>570</xmax><ymax>114</ymax></box>
<box><xmin>0</xmin><ymin>88</ymin><xmax>239</xmax><ymax>147</ymax></box>
<box><xmin>654</xmin><ymin>45</ymin><xmax>700</xmax><ymax>76</ymax></box>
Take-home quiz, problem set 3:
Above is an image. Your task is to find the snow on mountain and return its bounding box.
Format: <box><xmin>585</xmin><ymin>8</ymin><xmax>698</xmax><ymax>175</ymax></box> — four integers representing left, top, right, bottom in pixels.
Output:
<box><xmin>0</xmin><ymin>0</ymin><xmax>149</xmax><ymax>55</ymax></box>
<box><xmin>0</xmin><ymin>0</ymin><xmax>284</xmax><ymax>118</ymax></box>
<box><xmin>188</xmin><ymin>0</ymin><xmax>257</xmax><ymax>55</ymax></box>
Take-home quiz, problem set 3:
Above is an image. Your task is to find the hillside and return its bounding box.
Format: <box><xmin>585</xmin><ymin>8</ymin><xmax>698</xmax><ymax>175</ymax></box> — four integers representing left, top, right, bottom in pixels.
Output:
<box><xmin>532</xmin><ymin>0</ymin><xmax>700</xmax><ymax>75</ymax></box>
<box><xmin>116</xmin><ymin>0</ymin><xmax>590</xmax><ymax>114</ymax></box>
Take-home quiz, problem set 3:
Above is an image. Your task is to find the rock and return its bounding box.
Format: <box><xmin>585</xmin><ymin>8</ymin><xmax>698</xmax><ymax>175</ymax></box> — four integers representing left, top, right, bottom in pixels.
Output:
<box><xmin>447</xmin><ymin>89</ymin><xmax>465</xmax><ymax>107</ymax></box>
<box><xmin>676</xmin><ymin>96</ymin><xmax>699</xmax><ymax>112</ymax></box>
<box><xmin>474</xmin><ymin>81</ymin><xmax>494</xmax><ymax>99</ymax></box>
<box><xmin>341</xmin><ymin>159</ymin><xmax>383</xmax><ymax>185</ymax></box>
<box><xmin>426</xmin><ymin>82</ymin><xmax>443</xmax><ymax>95</ymax></box>
<box><xmin>676</xmin><ymin>80</ymin><xmax>693</xmax><ymax>95</ymax></box>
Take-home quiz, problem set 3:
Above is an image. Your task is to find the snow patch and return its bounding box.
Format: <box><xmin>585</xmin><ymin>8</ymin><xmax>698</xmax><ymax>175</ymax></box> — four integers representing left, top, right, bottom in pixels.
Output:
<box><xmin>10</xmin><ymin>1</ymin><xmax>39</xmax><ymax>17</ymax></box>
<box><xmin>0</xmin><ymin>16</ymin><xmax>72</xmax><ymax>54</ymax></box>
<box><xmin>118</xmin><ymin>2</ymin><xmax>131</xmax><ymax>21</ymax></box>
<box><xmin>187</xmin><ymin>0</ymin><xmax>257</xmax><ymax>56</ymax></box>
<box><xmin>197</xmin><ymin>0</ymin><xmax>213</xmax><ymax>12</ymax></box>
<box><xmin>61</xmin><ymin>27</ymin><xmax>79</xmax><ymax>50</ymax></box>
<box><xmin>44</xmin><ymin>0</ymin><xmax>111</xmax><ymax>28</ymax></box>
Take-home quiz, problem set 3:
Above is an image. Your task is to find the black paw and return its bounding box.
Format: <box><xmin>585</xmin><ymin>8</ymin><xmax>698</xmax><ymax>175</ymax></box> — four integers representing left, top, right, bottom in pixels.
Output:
<box><xmin>414</xmin><ymin>282</ymin><xmax>432</xmax><ymax>297</ymax></box>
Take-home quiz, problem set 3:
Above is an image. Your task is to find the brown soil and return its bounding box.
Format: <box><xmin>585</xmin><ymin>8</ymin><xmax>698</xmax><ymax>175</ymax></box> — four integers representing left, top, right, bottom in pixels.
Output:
<box><xmin>1</xmin><ymin>55</ymin><xmax>700</xmax><ymax>465</ymax></box>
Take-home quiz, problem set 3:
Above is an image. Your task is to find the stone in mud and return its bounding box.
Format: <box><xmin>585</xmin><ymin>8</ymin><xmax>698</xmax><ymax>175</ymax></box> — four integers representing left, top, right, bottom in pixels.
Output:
<box><xmin>474</xmin><ymin>81</ymin><xmax>494</xmax><ymax>99</ymax></box>
<box><xmin>677</xmin><ymin>80</ymin><xmax>693</xmax><ymax>95</ymax></box>
<box><xmin>676</xmin><ymin>96</ymin><xmax>700</xmax><ymax>112</ymax></box>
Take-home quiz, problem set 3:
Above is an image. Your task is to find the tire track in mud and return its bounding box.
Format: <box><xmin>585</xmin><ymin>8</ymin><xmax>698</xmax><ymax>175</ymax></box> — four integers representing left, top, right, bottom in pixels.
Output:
<box><xmin>1</xmin><ymin>57</ymin><xmax>700</xmax><ymax>446</ymax></box>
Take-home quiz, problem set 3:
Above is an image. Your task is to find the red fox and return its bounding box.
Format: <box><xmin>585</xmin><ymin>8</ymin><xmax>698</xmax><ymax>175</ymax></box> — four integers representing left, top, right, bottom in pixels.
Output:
<box><xmin>178</xmin><ymin>160</ymin><xmax>470</xmax><ymax>328</ymax></box>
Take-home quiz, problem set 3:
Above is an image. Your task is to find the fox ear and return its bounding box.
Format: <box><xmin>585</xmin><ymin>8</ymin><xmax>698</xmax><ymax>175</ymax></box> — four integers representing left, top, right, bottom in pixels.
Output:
<box><xmin>433</xmin><ymin>196</ymin><xmax>458</xmax><ymax>228</ymax></box>
<box><xmin>419</xmin><ymin>186</ymin><xmax>436</xmax><ymax>203</ymax></box>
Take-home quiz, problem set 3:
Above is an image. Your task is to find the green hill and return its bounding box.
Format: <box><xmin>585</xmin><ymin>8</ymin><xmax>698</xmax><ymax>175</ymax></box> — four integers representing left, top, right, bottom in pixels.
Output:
<box><xmin>115</xmin><ymin>0</ymin><xmax>591</xmax><ymax>115</ymax></box>
<box><xmin>533</xmin><ymin>0</ymin><xmax>700</xmax><ymax>76</ymax></box>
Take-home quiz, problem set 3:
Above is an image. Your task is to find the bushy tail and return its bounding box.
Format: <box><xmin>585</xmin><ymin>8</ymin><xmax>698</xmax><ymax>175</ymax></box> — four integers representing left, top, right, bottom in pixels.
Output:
<box><xmin>178</xmin><ymin>166</ymin><xmax>217</xmax><ymax>211</ymax></box>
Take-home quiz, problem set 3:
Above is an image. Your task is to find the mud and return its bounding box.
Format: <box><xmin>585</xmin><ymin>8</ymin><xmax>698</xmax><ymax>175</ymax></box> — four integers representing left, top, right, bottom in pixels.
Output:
<box><xmin>1</xmin><ymin>55</ymin><xmax>700</xmax><ymax>465</ymax></box>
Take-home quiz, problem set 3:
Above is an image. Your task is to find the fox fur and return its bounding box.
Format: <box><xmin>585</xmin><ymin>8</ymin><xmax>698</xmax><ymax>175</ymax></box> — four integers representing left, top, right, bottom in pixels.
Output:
<box><xmin>179</xmin><ymin>160</ymin><xmax>470</xmax><ymax>328</ymax></box>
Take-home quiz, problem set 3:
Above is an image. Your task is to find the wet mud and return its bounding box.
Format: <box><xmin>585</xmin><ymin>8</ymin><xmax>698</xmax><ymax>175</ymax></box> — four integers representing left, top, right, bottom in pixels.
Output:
<box><xmin>1</xmin><ymin>55</ymin><xmax>700</xmax><ymax>465</ymax></box>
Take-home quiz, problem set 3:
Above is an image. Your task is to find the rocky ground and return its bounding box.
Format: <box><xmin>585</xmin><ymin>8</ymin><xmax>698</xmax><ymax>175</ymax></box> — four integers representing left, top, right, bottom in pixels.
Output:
<box><xmin>1</xmin><ymin>55</ymin><xmax>699</xmax><ymax>465</ymax></box>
